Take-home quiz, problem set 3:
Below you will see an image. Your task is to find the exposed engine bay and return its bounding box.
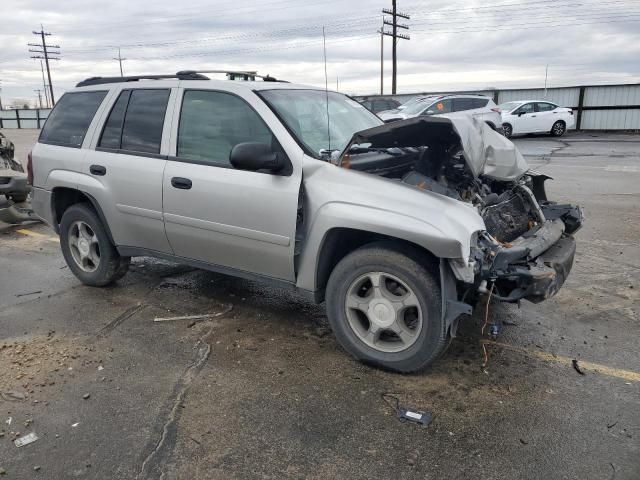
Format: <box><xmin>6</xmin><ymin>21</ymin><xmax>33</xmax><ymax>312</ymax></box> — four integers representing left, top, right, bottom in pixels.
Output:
<box><xmin>335</xmin><ymin>115</ymin><xmax>583</xmax><ymax>304</ymax></box>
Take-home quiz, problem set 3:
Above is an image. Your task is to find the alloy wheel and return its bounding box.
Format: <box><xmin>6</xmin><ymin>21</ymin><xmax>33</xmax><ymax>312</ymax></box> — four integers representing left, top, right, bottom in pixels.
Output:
<box><xmin>68</xmin><ymin>220</ymin><xmax>101</xmax><ymax>272</ymax></box>
<box><xmin>344</xmin><ymin>271</ymin><xmax>423</xmax><ymax>353</ymax></box>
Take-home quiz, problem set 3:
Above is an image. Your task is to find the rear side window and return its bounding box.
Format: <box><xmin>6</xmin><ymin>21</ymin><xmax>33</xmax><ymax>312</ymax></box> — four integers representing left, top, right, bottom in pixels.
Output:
<box><xmin>177</xmin><ymin>90</ymin><xmax>274</xmax><ymax>166</ymax></box>
<box><xmin>472</xmin><ymin>98</ymin><xmax>489</xmax><ymax>108</ymax></box>
<box><xmin>536</xmin><ymin>102</ymin><xmax>557</xmax><ymax>112</ymax></box>
<box><xmin>99</xmin><ymin>91</ymin><xmax>130</xmax><ymax>149</ymax></box>
<box><xmin>39</xmin><ymin>91</ymin><xmax>107</xmax><ymax>147</ymax></box>
<box><xmin>98</xmin><ymin>89</ymin><xmax>170</xmax><ymax>154</ymax></box>
<box><xmin>452</xmin><ymin>98</ymin><xmax>475</xmax><ymax>112</ymax></box>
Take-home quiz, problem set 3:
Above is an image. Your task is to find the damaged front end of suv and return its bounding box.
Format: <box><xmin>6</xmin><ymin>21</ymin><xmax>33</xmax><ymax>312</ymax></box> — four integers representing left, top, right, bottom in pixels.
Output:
<box><xmin>336</xmin><ymin>115</ymin><xmax>582</xmax><ymax>315</ymax></box>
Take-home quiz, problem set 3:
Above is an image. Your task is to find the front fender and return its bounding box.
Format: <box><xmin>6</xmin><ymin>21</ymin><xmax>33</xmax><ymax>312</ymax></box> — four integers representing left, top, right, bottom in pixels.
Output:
<box><xmin>296</xmin><ymin>201</ymin><xmax>465</xmax><ymax>292</ymax></box>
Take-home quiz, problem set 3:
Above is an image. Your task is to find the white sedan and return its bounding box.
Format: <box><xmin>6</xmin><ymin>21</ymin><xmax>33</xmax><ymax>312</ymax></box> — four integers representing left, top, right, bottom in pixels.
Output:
<box><xmin>499</xmin><ymin>100</ymin><xmax>575</xmax><ymax>138</ymax></box>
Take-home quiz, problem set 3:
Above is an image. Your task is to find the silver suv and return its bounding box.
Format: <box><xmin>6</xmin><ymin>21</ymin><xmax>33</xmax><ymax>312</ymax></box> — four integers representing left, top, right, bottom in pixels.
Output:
<box><xmin>29</xmin><ymin>71</ymin><xmax>582</xmax><ymax>372</ymax></box>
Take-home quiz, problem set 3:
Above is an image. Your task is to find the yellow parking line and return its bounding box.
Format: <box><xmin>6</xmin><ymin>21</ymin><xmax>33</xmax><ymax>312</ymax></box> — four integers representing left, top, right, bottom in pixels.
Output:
<box><xmin>15</xmin><ymin>228</ymin><xmax>59</xmax><ymax>243</ymax></box>
<box><xmin>483</xmin><ymin>340</ymin><xmax>640</xmax><ymax>383</ymax></box>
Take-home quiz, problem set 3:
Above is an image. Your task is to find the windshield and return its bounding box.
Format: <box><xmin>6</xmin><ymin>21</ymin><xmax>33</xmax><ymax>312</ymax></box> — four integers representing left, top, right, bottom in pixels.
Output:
<box><xmin>259</xmin><ymin>89</ymin><xmax>382</xmax><ymax>157</ymax></box>
<box><xmin>498</xmin><ymin>101</ymin><xmax>522</xmax><ymax>112</ymax></box>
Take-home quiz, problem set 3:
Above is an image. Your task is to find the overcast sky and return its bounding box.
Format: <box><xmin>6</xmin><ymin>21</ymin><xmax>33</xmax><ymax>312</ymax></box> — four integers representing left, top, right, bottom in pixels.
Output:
<box><xmin>1</xmin><ymin>0</ymin><xmax>639</xmax><ymax>106</ymax></box>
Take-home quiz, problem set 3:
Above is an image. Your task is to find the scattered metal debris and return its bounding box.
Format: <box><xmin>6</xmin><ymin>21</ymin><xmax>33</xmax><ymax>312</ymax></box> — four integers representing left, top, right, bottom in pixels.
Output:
<box><xmin>14</xmin><ymin>432</ymin><xmax>39</xmax><ymax>447</ymax></box>
<box><xmin>382</xmin><ymin>393</ymin><xmax>433</xmax><ymax>427</ymax></box>
<box><xmin>14</xmin><ymin>290</ymin><xmax>42</xmax><ymax>298</ymax></box>
<box><xmin>572</xmin><ymin>359</ymin><xmax>586</xmax><ymax>375</ymax></box>
<box><xmin>153</xmin><ymin>304</ymin><xmax>233</xmax><ymax>323</ymax></box>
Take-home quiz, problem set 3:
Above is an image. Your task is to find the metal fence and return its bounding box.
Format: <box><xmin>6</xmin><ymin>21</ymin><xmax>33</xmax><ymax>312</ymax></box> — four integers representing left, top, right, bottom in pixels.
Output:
<box><xmin>0</xmin><ymin>108</ymin><xmax>51</xmax><ymax>129</ymax></box>
<box><xmin>355</xmin><ymin>82</ymin><xmax>640</xmax><ymax>131</ymax></box>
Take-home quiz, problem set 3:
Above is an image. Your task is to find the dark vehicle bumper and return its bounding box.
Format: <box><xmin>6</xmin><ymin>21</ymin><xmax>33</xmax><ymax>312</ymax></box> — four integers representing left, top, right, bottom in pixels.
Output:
<box><xmin>480</xmin><ymin>205</ymin><xmax>582</xmax><ymax>303</ymax></box>
<box><xmin>0</xmin><ymin>174</ymin><xmax>29</xmax><ymax>196</ymax></box>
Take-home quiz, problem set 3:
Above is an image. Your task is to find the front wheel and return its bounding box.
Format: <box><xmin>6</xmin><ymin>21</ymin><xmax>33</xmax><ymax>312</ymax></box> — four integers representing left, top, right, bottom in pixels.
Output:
<box><xmin>59</xmin><ymin>203</ymin><xmax>130</xmax><ymax>287</ymax></box>
<box><xmin>325</xmin><ymin>242</ymin><xmax>447</xmax><ymax>373</ymax></box>
<box><xmin>502</xmin><ymin>123</ymin><xmax>513</xmax><ymax>138</ymax></box>
<box><xmin>551</xmin><ymin>120</ymin><xmax>566</xmax><ymax>137</ymax></box>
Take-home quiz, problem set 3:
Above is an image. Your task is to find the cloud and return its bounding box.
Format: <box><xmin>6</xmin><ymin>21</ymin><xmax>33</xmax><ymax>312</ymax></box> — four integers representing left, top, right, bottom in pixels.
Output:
<box><xmin>1</xmin><ymin>0</ymin><xmax>639</xmax><ymax>105</ymax></box>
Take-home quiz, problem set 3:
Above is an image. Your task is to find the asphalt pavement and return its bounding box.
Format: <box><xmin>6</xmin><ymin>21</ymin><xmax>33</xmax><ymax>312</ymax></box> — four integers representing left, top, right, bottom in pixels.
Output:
<box><xmin>0</xmin><ymin>129</ymin><xmax>638</xmax><ymax>479</ymax></box>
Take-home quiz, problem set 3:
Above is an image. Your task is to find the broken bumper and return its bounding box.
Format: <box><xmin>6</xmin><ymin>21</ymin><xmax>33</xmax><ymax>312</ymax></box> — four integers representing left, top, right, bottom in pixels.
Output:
<box><xmin>479</xmin><ymin>205</ymin><xmax>582</xmax><ymax>303</ymax></box>
<box><xmin>0</xmin><ymin>174</ymin><xmax>29</xmax><ymax>196</ymax></box>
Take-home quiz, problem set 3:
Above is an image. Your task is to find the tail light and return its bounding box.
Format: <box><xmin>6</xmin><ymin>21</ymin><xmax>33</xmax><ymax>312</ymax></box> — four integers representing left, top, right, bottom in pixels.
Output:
<box><xmin>27</xmin><ymin>150</ymin><xmax>33</xmax><ymax>185</ymax></box>
<box><xmin>491</xmin><ymin>107</ymin><xmax>501</xmax><ymax>113</ymax></box>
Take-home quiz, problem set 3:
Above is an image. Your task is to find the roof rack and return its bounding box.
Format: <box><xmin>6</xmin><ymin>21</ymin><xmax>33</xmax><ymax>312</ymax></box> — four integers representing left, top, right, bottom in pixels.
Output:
<box><xmin>76</xmin><ymin>69</ymin><xmax>287</xmax><ymax>88</ymax></box>
<box><xmin>184</xmin><ymin>70</ymin><xmax>288</xmax><ymax>83</ymax></box>
<box><xmin>76</xmin><ymin>71</ymin><xmax>209</xmax><ymax>87</ymax></box>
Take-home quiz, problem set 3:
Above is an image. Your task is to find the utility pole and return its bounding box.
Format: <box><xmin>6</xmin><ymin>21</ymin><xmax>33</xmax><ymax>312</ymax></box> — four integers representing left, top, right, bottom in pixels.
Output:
<box><xmin>382</xmin><ymin>0</ymin><xmax>410</xmax><ymax>94</ymax></box>
<box><xmin>34</xmin><ymin>89</ymin><xmax>43</xmax><ymax>108</ymax></box>
<box><xmin>0</xmin><ymin>79</ymin><xmax>3</xmax><ymax>111</ymax></box>
<box><xmin>28</xmin><ymin>25</ymin><xmax>60</xmax><ymax>106</ymax></box>
<box><xmin>39</xmin><ymin>60</ymin><xmax>50</xmax><ymax>108</ymax></box>
<box><xmin>113</xmin><ymin>47</ymin><xmax>127</xmax><ymax>77</ymax></box>
<box><xmin>544</xmin><ymin>64</ymin><xmax>549</xmax><ymax>98</ymax></box>
<box><xmin>379</xmin><ymin>18</ymin><xmax>384</xmax><ymax>95</ymax></box>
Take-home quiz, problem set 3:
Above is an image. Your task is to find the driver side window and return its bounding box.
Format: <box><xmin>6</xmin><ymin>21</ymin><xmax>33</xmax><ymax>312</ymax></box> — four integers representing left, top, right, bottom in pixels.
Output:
<box><xmin>517</xmin><ymin>103</ymin><xmax>534</xmax><ymax>114</ymax></box>
<box><xmin>422</xmin><ymin>98</ymin><xmax>452</xmax><ymax>115</ymax></box>
<box><xmin>177</xmin><ymin>90</ymin><xmax>274</xmax><ymax>166</ymax></box>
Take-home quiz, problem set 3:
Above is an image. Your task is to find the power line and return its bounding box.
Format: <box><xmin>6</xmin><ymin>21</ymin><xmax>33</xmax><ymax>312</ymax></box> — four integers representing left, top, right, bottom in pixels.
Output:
<box><xmin>28</xmin><ymin>25</ymin><xmax>60</xmax><ymax>106</ymax></box>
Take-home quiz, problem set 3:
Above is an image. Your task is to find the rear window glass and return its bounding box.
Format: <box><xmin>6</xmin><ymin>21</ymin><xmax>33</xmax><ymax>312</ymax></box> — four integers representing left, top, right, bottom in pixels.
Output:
<box><xmin>472</xmin><ymin>98</ymin><xmax>489</xmax><ymax>108</ymax></box>
<box><xmin>99</xmin><ymin>91</ymin><xmax>130</xmax><ymax>149</ymax></box>
<box><xmin>121</xmin><ymin>89</ymin><xmax>170</xmax><ymax>154</ymax></box>
<box><xmin>39</xmin><ymin>91</ymin><xmax>107</xmax><ymax>147</ymax></box>
<box><xmin>452</xmin><ymin>98</ymin><xmax>475</xmax><ymax>111</ymax></box>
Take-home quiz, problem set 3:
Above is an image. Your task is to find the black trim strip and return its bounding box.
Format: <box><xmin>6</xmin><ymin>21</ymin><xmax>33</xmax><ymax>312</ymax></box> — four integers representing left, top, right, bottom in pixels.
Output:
<box><xmin>95</xmin><ymin>146</ymin><xmax>167</xmax><ymax>160</ymax></box>
<box><xmin>166</xmin><ymin>156</ymin><xmax>234</xmax><ymax>169</ymax></box>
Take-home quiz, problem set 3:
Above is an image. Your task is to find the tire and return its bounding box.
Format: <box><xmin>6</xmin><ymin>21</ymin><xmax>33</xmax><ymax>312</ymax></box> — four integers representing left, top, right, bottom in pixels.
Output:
<box><xmin>502</xmin><ymin>123</ymin><xmax>513</xmax><ymax>138</ymax></box>
<box><xmin>325</xmin><ymin>241</ymin><xmax>446</xmax><ymax>373</ymax></box>
<box><xmin>59</xmin><ymin>203</ymin><xmax>130</xmax><ymax>286</ymax></box>
<box><xmin>551</xmin><ymin>120</ymin><xmax>566</xmax><ymax>137</ymax></box>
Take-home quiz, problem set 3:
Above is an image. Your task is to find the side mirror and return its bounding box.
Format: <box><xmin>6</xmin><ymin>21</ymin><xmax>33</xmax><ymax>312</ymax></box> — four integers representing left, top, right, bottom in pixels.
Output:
<box><xmin>517</xmin><ymin>111</ymin><xmax>525</xmax><ymax>117</ymax></box>
<box><xmin>229</xmin><ymin>142</ymin><xmax>285</xmax><ymax>173</ymax></box>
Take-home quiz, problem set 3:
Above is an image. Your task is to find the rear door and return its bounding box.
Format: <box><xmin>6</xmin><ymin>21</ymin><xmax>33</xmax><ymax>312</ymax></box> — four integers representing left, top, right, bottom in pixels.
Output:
<box><xmin>84</xmin><ymin>86</ymin><xmax>176</xmax><ymax>253</ymax></box>
<box><xmin>162</xmin><ymin>87</ymin><xmax>302</xmax><ymax>281</ymax></box>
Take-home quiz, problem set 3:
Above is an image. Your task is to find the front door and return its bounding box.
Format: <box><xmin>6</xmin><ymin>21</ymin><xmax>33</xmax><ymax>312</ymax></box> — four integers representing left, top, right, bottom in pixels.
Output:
<box><xmin>162</xmin><ymin>89</ymin><xmax>302</xmax><ymax>281</ymax></box>
<box><xmin>512</xmin><ymin>102</ymin><xmax>536</xmax><ymax>134</ymax></box>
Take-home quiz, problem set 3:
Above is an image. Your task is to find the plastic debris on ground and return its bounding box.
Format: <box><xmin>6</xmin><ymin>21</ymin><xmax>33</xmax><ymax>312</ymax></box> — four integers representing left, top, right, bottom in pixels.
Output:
<box><xmin>14</xmin><ymin>432</ymin><xmax>39</xmax><ymax>447</ymax></box>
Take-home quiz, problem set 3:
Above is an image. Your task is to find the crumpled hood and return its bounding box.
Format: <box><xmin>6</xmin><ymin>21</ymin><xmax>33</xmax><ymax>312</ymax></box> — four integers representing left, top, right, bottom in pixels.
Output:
<box><xmin>340</xmin><ymin>114</ymin><xmax>529</xmax><ymax>181</ymax></box>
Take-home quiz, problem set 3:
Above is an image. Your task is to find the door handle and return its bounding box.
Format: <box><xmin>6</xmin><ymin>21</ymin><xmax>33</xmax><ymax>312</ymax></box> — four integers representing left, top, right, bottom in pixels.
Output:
<box><xmin>531</xmin><ymin>115</ymin><xmax>537</xmax><ymax>117</ymax></box>
<box><xmin>171</xmin><ymin>177</ymin><xmax>192</xmax><ymax>190</ymax></box>
<box><xmin>90</xmin><ymin>165</ymin><xmax>106</xmax><ymax>176</ymax></box>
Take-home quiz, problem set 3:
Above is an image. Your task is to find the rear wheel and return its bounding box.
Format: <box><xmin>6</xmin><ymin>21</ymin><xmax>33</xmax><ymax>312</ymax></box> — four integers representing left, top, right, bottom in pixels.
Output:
<box><xmin>551</xmin><ymin>120</ymin><xmax>566</xmax><ymax>137</ymax></box>
<box><xmin>502</xmin><ymin>123</ymin><xmax>513</xmax><ymax>138</ymax></box>
<box><xmin>325</xmin><ymin>242</ymin><xmax>447</xmax><ymax>373</ymax></box>
<box><xmin>59</xmin><ymin>203</ymin><xmax>130</xmax><ymax>286</ymax></box>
